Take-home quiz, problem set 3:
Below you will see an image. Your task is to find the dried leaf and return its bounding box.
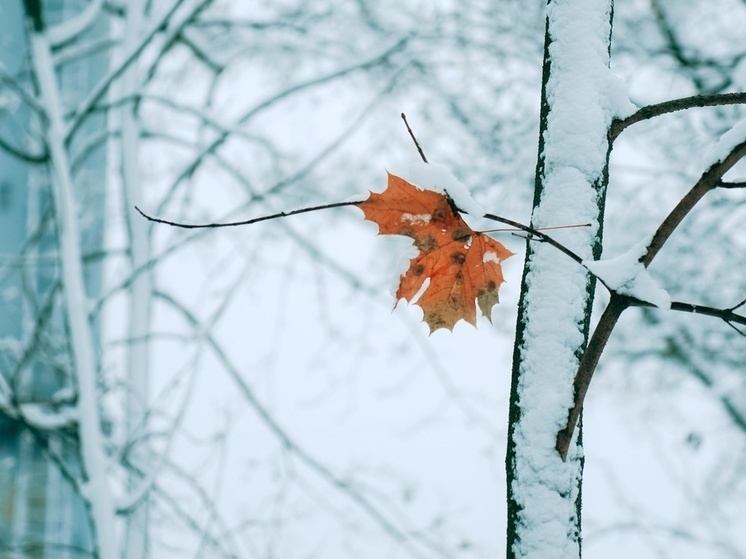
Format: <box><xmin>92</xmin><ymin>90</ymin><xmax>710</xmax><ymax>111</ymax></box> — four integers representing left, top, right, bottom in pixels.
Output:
<box><xmin>360</xmin><ymin>172</ymin><xmax>513</xmax><ymax>332</ymax></box>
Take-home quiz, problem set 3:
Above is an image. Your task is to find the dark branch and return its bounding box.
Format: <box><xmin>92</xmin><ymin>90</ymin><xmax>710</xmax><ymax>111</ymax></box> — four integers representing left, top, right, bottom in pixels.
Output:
<box><xmin>625</xmin><ymin>297</ymin><xmax>746</xmax><ymax>327</ymax></box>
<box><xmin>137</xmin><ymin>199</ymin><xmax>589</xmax><ymax>270</ymax></box>
<box><xmin>718</xmin><ymin>180</ymin><xmax>746</xmax><ymax>189</ymax></box>
<box><xmin>642</xmin><ymin>138</ymin><xmax>746</xmax><ymax>266</ymax></box>
<box><xmin>134</xmin><ymin>201</ymin><xmax>362</xmax><ymax>229</ymax></box>
<box><xmin>611</xmin><ymin>92</ymin><xmax>746</xmax><ymax>141</ymax></box>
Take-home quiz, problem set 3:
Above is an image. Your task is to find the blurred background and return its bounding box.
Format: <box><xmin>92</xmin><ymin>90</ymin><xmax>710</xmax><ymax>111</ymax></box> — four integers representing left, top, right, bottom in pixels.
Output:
<box><xmin>1</xmin><ymin>0</ymin><xmax>745</xmax><ymax>557</ymax></box>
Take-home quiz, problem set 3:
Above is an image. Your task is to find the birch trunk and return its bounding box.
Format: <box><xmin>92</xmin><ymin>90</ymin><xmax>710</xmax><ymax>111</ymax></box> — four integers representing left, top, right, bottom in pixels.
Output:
<box><xmin>25</xmin><ymin>9</ymin><xmax>118</xmax><ymax>559</ymax></box>
<box><xmin>506</xmin><ymin>1</ymin><xmax>615</xmax><ymax>557</ymax></box>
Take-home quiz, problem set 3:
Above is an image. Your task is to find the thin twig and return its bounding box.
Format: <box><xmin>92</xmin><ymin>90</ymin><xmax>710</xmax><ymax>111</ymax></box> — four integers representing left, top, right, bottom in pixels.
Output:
<box><xmin>642</xmin><ymin>139</ymin><xmax>746</xmax><ymax>266</ymax></box>
<box><xmin>134</xmin><ymin>201</ymin><xmax>361</xmax><ymax>229</ymax></box>
<box><xmin>401</xmin><ymin>113</ymin><xmax>428</xmax><ymax>163</ymax></box>
<box><xmin>729</xmin><ymin>297</ymin><xmax>746</xmax><ymax>312</ymax></box>
<box><xmin>137</xmin><ymin>200</ymin><xmax>590</xmax><ymax>269</ymax></box>
<box><xmin>718</xmin><ymin>181</ymin><xmax>746</xmax><ymax>189</ymax></box>
<box><xmin>481</xmin><ymin>223</ymin><xmax>591</xmax><ymax>233</ymax></box>
<box><xmin>481</xmin><ymin>212</ymin><xmax>585</xmax><ymax>265</ymax></box>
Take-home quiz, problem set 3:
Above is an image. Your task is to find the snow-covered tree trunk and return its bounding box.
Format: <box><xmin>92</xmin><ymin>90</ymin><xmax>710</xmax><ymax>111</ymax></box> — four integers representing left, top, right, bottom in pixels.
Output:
<box><xmin>506</xmin><ymin>1</ymin><xmax>621</xmax><ymax>556</ymax></box>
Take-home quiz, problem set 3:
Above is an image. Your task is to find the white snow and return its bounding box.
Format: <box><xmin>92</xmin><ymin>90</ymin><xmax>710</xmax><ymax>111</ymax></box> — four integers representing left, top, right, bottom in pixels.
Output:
<box><xmin>483</xmin><ymin>251</ymin><xmax>501</xmax><ymax>264</ymax></box>
<box><xmin>388</xmin><ymin>160</ymin><xmax>487</xmax><ymax>217</ymax></box>
<box><xmin>401</xmin><ymin>212</ymin><xmax>431</xmax><ymax>225</ymax></box>
<box><xmin>703</xmin><ymin>117</ymin><xmax>746</xmax><ymax>167</ymax></box>
<box><xmin>584</xmin><ymin>238</ymin><xmax>671</xmax><ymax>309</ymax></box>
<box><xmin>604</xmin><ymin>71</ymin><xmax>637</xmax><ymax>120</ymax></box>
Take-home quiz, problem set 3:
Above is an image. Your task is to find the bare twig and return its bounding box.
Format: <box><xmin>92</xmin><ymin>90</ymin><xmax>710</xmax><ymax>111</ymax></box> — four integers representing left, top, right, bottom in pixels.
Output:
<box><xmin>729</xmin><ymin>297</ymin><xmax>746</xmax><ymax>311</ymax></box>
<box><xmin>137</xmin><ymin>200</ymin><xmax>590</xmax><ymax>269</ymax></box>
<box><xmin>135</xmin><ymin>201</ymin><xmax>361</xmax><ymax>229</ymax></box>
<box><xmin>401</xmin><ymin>113</ymin><xmax>428</xmax><ymax>163</ymax></box>
<box><xmin>481</xmin><ymin>213</ymin><xmax>585</xmax><ymax>265</ymax></box>
<box><xmin>158</xmin><ymin>38</ymin><xmax>410</xmax><ymax>214</ymax></box>
<box><xmin>642</xmin><ymin>140</ymin><xmax>746</xmax><ymax>266</ymax></box>
<box><xmin>718</xmin><ymin>181</ymin><xmax>746</xmax><ymax>189</ymax></box>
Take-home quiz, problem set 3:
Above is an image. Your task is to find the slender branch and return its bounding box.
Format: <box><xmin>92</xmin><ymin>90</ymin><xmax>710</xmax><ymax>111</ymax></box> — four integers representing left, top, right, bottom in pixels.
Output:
<box><xmin>611</xmin><ymin>92</ymin><xmax>746</xmax><ymax>141</ymax></box>
<box><xmin>718</xmin><ymin>180</ymin><xmax>746</xmax><ymax>189</ymax></box>
<box><xmin>135</xmin><ymin>201</ymin><xmax>361</xmax><ymax>229</ymax></box>
<box><xmin>394</xmin><ymin>114</ymin><xmax>588</xmax><ymax>262</ymax></box>
<box><xmin>729</xmin><ymin>297</ymin><xmax>746</xmax><ymax>311</ymax></box>
<box><xmin>158</xmin><ymin>37</ymin><xmax>409</xmax><ymax>213</ymax></box>
<box><xmin>401</xmin><ymin>113</ymin><xmax>428</xmax><ymax>163</ymax></box>
<box><xmin>136</xmin><ymin>201</ymin><xmax>591</xmax><ymax>270</ymax></box>
<box><xmin>643</xmin><ymin>139</ymin><xmax>746</xmax><ymax>266</ymax></box>
<box><xmin>667</xmin><ymin>300</ymin><xmax>746</xmax><ymax>326</ymax></box>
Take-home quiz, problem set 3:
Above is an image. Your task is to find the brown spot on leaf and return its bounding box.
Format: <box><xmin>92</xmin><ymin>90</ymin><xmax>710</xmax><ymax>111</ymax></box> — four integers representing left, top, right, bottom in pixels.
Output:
<box><xmin>451</xmin><ymin>252</ymin><xmax>466</xmax><ymax>265</ymax></box>
<box><xmin>416</xmin><ymin>235</ymin><xmax>438</xmax><ymax>252</ymax></box>
<box><xmin>452</xmin><ymin>229</ymin><xmax>471</xmax><ymax>242</ymax></box>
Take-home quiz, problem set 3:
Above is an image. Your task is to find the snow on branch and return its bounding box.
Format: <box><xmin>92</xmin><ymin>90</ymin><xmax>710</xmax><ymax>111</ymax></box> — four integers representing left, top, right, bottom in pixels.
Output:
<box><xmin>584</xmin><ymin>238</ymin><xmax>671</xmax><ymax>309</ymax></box>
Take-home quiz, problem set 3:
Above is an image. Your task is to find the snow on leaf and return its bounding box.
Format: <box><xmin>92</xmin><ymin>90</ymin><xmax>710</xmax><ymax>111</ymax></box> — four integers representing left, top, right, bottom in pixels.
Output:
<box><xmin>359</xmin><ymin>173</ymin><xmax>514</xmax><ymax>333</ymax></box>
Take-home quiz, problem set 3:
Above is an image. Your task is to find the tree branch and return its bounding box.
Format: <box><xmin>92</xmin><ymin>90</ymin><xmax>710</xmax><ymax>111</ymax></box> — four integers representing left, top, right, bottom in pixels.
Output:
<box><xmin>611</xmin><ymin>92</ymin><xmax>746</xmax><ymax>141</ymax></box>
<box><xmin>642</xmin><ymin>139</ymin><xmax>746</xmax><ymax>266</ymax></box>
<box><xmin>556</xmin><ymin>138</ymin><xmax>746</xmax><ymax>460</ymax></box>
<box><xmin>135</xmin><ymin>201</ymin><xmax>361</xmax><ymax>229</ymax></box>
<box><xmin>718</xmin><ymin>180</ymin><xmax>746</xmax><ymax>189</ymax></box>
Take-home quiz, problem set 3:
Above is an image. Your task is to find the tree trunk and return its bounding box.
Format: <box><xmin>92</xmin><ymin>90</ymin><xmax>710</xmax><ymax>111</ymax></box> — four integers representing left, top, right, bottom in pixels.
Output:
<box><xmin>506</xmin><ymin>1</ymin><xmax>615</xmax><ymax>557</ymax></box>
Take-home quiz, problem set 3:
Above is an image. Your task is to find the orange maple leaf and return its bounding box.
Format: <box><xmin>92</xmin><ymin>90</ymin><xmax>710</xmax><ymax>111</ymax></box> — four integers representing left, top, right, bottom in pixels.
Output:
<box><xmin>359</xmin><ymin>172</ymin><xmax>514</xmax><ymax>333</ymax></box>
